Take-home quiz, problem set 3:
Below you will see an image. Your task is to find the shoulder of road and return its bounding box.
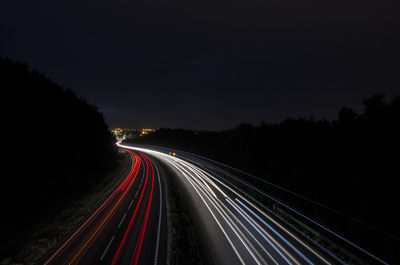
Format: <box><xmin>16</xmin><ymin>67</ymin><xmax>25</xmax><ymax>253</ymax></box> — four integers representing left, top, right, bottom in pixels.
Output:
<box><xmin>2</xmin><ymin>154</ymin><xmax>131</xmax><ymax>265</ymax></box>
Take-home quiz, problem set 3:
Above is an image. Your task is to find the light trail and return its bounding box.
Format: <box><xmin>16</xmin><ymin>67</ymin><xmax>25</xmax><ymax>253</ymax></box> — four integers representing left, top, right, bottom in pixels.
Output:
<box><xmin>186</xmin><ymin>160</ymin><xmax>338</xmax><ymax>265</ymax></box>
<box><xmin>44</xmin><ymin>147</ymin><xmax>167</xmax><ymax>265</ymax></box>
<box><xmin>226</xmin><ymin>198</ymin><xmax>294</xmax><ymax>265</ymax></box>
<box><xmin>173</xmin><ymin>149</ymin><xmax>390</xmax><ymax>265</ymax></box>
<box><xmin>118</xmin><ymin>143</ymin><xmax>389</xmax><ymax>265</ymax></box>
<box><xmin>174</xmin><ymin>156</ymin><xmax>302</xmax><ymax>265</ymax></box>
<box><xmin>118</xmin><ymin>144</ymin><xmax>314</xmax><ymax>265</ymax></box>
<box><xmin>148</xmin><ymin>156</ymin><xmax>163</xmax><ymax>265</ymax></box>
<box><xmin>235</xmin><ymin>198</ymin><xmax>314</xmax><ymax>265</ymax></box>
<box><xmin>65</xmin><ymin>151</ymin><xmax>141</xmax><ymax>265</ymax></box>
<box><xmin>174</xmin><ymin>156</ymin><xmax>334</xmax><ymax>265</ymax></box>
<box><xmin>44</xmin><ymin>152</ymin><xmax>138</xmax><ymax>265</ymax></box>
<box><xmin>130</xmin><ymin>154</ymin><xmax>155</xmax><ymax>265</ymax></box>
<box><xmin>111</xmin><ymin>152</ymin><xmax>150</xmax><ymax>265</ymax></box>
<box><xmin>168</xmin><ymin>161</ymin><xmax>248</xmax><ymax>265</ymax></box>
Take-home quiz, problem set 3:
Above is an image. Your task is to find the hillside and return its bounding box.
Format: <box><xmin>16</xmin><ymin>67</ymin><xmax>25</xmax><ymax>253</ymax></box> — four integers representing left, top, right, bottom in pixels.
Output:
<box><xmin>1</xmin><ymin>57</ymin><xmax>116</xmax><ymax>258</ymax></box>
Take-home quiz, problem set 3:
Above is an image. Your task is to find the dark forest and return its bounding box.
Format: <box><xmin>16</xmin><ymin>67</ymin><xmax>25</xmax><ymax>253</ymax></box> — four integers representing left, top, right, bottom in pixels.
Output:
<box><xmin>1</xmin><ymin>58</ymin><xmax>117</xmax><ymax>258</ymax></box>
<box><xmin>129</xmin><ymin>94</ymin><xmax>400</xmax><ymax>257</ymax></box>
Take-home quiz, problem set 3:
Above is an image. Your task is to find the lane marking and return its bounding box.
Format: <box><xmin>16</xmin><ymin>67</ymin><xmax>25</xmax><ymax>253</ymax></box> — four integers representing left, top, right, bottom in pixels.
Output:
<box><xmin>118</xmin><ymin>213</ymin><xmax>127</xmax><ymax>228</ymax></box>
<box><xmin>148</xmin><ymin>157</ymin><xmax>163</xmax><ymax>265</ymax></box>
<box><xmin>130</xmin><ymin>154</ymin><xmax>156</xmax><ymax>265</ymax></box>
<box><xmin>178</xmin><ymin>157</ymin><xmax>308</xmax><ymax>265</ymax></box>
<box><xmin>236</xmin><ymin>199</ymin><xmax>313</xmax><ymax>265</ymax></box>
<box><xmin>226</xmin><ymin>198</ymin><xmax>294</xmax><ymax>265</ymax></box>
<box><xmin>128</xmin><ymin>199</ymin><xmax>135</xmax><ymax>210</ymax></box>
<box><xmin>179</xmin><ymin>158</ymin><xmax>335</xmax><ymax>265</ymax></box>
<box><xmin>66</xmin><ymin>152</ymin><xmax>141</xmax><ymax>265</ymax></box>
<box><xmin>111</xmin><ymin>153</ymin><xmax>151</xmax><ymax>265</ymax></box>
<box><xmin>169</xmin><ymin>162</ymin><xmax>247</xmax><ymax>265</ymax></box>
<box><xmin>177</xmin><ymin>159</ymin><xmax>297</xmax><ymax>265</ymax></box>
<box><xmin>100</xmin><ymin>236</ymin><xmax>115</xmax><ymax>261</ymax></box>
<box><xmin>184</xmin><ymin>158</ymin><xmax>370</xmax><ymax>265</ymax></box>
<box><xmin>118</xmin><ymin>145</ymin><xmax>344</xmax><ymax>265</ymax></box>
<box><xmin>44</xmin><ymin>153</ymin><xmax>137</xmax><ymax>265</ymax></box>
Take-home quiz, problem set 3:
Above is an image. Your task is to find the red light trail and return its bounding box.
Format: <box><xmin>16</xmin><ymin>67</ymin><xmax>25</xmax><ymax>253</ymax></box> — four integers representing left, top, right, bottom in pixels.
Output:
<box><xmin>130</xmin><ymin>154</ymin><xmax>155</xmax><ymax>265</ymax></box>
<box><xmin>111</xmin><ymin>153</ymin><xmax>155</xmax><ymax>265</ymax></box>
<box><xmin>46</xmin><ymin>150</ymin><xmax>141</xmax><ymax>265</ymax></box>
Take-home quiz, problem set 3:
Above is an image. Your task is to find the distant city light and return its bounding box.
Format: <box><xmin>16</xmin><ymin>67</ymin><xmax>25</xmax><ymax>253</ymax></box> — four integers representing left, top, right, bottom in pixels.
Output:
<box><xmin>111</xmin><ymin>128</ymin><xmax>155</xmax><ymax>140</ymax></box>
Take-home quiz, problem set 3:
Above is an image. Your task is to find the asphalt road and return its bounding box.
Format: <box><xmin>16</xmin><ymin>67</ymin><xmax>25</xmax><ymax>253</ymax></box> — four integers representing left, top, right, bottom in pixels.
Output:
<box><xmin>44</xmin><ymin>149</ymin><xmax>167</xmax><ymax>265</ymax></box>
<box><xmin>118</xmin><ymin>143</ymin><xmax>388</xmax><ymax>265</ymax></box>
<box><xmin>44</xmin><ymin>142</ymin><xmax>388</xmax><ymax>265</ymax></box>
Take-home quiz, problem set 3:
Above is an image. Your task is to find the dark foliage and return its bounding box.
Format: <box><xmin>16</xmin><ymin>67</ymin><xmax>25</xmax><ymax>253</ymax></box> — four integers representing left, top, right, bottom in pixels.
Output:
<box><xmin>130</xmin><ymin>94</ymin><xmax>400</xmax><ymax>261</ymax></box>
<box><xmin>0</xmin><ymin>57</ymin><xmax>116</xmax><ymax>258</ymax></box>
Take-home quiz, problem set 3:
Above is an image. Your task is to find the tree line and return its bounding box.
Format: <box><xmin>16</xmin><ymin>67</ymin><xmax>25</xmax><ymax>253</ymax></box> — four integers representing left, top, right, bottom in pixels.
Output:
<box><xmin>1</xmin><ymin>57</ymin><xmax>116</xmax><ymax>258</ymax></box>
<box><xmin>129</xmin><ymin>94</ymin><xmax>400</xmax><ymax>262</ymax></box>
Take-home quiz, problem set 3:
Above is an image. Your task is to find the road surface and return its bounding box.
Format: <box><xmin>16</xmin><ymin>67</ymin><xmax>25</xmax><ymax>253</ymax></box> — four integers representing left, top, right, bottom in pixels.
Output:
<box><xmin>44</xmin><ymin>142</ymin><xmax>389</xmax><ymax>265</ymax></box>
<box><xmin>44</xmin><ymin>149</ymin><xmax>167</xmax><ymax>265</ymax></box>
<box><xmin>118</xmin><ymin>143</ymin><xmax>389</xmax><ymax>265</ymax></box>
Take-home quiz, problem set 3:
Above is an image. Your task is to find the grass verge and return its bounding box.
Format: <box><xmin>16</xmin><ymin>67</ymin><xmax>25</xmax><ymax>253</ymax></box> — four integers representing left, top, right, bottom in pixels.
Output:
<box><xmin>0</xmin><ymin>153</ymin><xmax>131</xmax><ymax>265</ymax></box>
<box><xmin>158</xmin><ymin>162</ymin><xmax>203</xmax><ymax>265</ymax></box>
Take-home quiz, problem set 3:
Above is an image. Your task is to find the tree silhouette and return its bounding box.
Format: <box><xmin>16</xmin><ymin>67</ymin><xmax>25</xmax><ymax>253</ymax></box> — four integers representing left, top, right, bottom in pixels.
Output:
<box><xmin>1</xmin><ymin>57</ymin><xmax>117</xmax><ymax>258</ymax></box>
<box><xmin>129</xmin><ymin>93</ymin><xmax>400</xmax><ymax>263</ymax></box>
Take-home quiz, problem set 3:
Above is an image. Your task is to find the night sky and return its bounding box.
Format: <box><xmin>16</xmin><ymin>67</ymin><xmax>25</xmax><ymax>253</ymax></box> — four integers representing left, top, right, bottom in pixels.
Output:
<box><xmin>2</xmin><ymin>0</ymin><xmax>399</xmax><ymax>130</ymax></box>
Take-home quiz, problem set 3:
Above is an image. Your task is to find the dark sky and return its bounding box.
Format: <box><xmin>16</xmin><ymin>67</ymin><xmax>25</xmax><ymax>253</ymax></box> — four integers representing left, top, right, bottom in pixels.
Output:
<box><xmin>2</xmin><ymin>0</ymin><xmax>399</xmax><ymax>129</ymax></box>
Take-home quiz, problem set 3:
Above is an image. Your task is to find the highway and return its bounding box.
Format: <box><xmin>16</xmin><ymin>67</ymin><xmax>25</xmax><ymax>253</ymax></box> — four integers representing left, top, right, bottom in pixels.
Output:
<box><xmin>43</xmin><ymin>142</ymin><xmax>389</xmax><ymax>265</ymax></box>
<box><xmin>118</xmin><ymin>143</ymin><xmax>389</xmax><ymax>265</ymax></box>
<box><xmin>43</xmin><ymin>149</ymin><xmax>167</xmax><ymax>265</ymax></box>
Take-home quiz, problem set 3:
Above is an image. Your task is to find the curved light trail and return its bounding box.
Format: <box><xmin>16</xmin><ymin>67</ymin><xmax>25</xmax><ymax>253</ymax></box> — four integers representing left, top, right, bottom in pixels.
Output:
<box><xmin>45</xmin><ymin>149</ymin><xmax>166</xmax><ymax>265</ymax></box>
<box><xmin>118</xmin><ymin>143</ymin><xmax>389</xmax><ymax>265</ymax></box>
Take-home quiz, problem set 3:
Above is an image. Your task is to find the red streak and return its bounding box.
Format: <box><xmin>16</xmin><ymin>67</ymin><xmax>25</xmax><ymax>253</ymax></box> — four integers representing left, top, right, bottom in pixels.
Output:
<box><xmin>111</xmin><ymin>152</ymin><xmax>150</xmax><ymax>265</ymax></box>
<box><xmin>130</xmin><ymin>154</ymin><xmax>155</xmax><ymax>265</ymax></box>
<box><xmin>47</xmin><ymin>151</ymin><xmax>138</xmax><ymax>264</ymax></box>
<box><xmin>119</xmin><ymin>151</ymin><xmax>141</xmax><ymax>191</ymax></box>
<box><xmin>60</xmin><ymin>150</ymin><xmax>140</xmax><ymax>265</ymax></box>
